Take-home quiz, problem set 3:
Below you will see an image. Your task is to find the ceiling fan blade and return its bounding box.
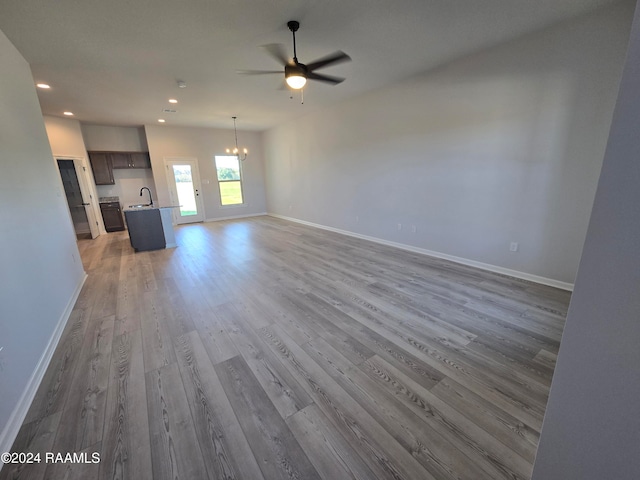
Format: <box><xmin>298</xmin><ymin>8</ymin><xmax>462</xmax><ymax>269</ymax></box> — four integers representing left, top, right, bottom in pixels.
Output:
<box><xmin>260</xmin><ymin>43</ymin><xmax>291</xmax><ymax>66</ymax></box>
<box><xmin>306</xmin><ymin>51</ymin><xmax>351</xmax><ymax>71</ymax></box>
<box><xmin>306</xmin><ymin>71</ymin><xmax>345</xmax><ymax>85</ymax></box>
<box><xmin>237</xmin><ymin>69</ymin><xmax>283</xmax><ymax>75</ymax></box>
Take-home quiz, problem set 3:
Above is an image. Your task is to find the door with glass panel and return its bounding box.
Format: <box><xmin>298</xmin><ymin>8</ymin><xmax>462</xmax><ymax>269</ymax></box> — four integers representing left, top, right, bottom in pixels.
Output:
<box><xmin>164</xmin><ymin>158</ymin><xmax>205</xmax><ymax>224</ymax></box>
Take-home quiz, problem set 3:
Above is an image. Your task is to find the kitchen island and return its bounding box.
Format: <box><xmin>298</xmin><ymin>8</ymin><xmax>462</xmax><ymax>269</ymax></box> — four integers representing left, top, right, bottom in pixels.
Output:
<box><xmin>123</xmin><ymin>206</ymin><xmax>179</xmax><ymax>252</ymax></box>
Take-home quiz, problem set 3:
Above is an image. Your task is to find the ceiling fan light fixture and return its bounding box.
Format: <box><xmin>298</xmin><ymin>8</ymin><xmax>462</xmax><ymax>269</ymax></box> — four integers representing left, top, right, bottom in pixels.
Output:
<box><xmin>238</xmin><ymin>20</ymin><xmax>350</xmax><ymax>92</ymax></box>
<box><xmin>285</xmin><ymin>63</ymin><xmax>307</xmax><ymax>89</ymax></box>
<box><xmin>285</xmin><ymin>74</ymin><xmax>307</xmax><ymax>89</ymax></box>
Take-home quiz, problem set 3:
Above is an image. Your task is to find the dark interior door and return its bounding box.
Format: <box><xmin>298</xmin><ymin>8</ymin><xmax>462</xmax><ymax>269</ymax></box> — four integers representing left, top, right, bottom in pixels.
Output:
<box><xmin>57</xmin><ymin>159</ymin><xmax>91</xmax><ymax>239</ymax></box>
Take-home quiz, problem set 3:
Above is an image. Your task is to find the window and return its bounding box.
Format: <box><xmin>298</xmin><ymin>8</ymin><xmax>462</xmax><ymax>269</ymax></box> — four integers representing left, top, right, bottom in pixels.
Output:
<box><xmin>214</xmin><ymin>155</ymin><xmax>244</xmax><ymax>205</ymax></box>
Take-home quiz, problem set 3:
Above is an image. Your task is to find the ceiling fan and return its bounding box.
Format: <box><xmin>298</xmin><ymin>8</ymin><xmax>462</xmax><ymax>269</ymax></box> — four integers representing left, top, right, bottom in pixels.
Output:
<box><xmin>239</xmin><ymin>20</ymin><xmax>351</xmax><ymax>90</ymax></box>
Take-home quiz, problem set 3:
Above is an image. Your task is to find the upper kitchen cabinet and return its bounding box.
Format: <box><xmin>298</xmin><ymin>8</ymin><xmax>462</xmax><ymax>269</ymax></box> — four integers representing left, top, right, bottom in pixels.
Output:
<box><xmin>129</xmin><ymin>152</ymin><xmax>151</xmax><ymax>168</ymax></box>
<box><xmin>111</xmin><ymin>151</ymin><xmax>151</xmax><ymax>169</ymax></box>
<box><xmin>88</xmin><ymin>152</ymin><xmax>114</xmax><ymax>185</ymax></box>
<box><xmin>88</xmin><ymin>151</ymin><xmax>151</xmax><ymax>185</ymax></box>
<box><xmin>110</xmin><ymin>152</ymin><xmax>131</xmax><ymax>169</ymax></box>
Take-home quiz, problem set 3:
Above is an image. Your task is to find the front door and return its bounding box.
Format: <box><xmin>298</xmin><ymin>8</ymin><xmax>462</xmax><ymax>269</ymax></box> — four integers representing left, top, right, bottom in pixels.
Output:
<box><xmin>164</xmin><ymin>158</ymin><xmax>205</xmax><ymax>224</ymax></box>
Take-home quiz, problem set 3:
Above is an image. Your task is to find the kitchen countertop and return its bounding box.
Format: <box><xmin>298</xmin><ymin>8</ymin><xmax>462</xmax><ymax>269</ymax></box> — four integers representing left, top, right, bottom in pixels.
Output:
<box><xmin>124</xmin><ymin>205</ymin><xmax>181</xmax><ymax>211</ymax></box>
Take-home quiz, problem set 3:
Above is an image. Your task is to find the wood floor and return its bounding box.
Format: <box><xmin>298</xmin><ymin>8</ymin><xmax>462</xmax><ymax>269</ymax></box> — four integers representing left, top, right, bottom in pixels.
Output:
<box><xmin>1</xmin><ymin>216</ymin><xmax>569</xmax><ymax>480</ymax></box>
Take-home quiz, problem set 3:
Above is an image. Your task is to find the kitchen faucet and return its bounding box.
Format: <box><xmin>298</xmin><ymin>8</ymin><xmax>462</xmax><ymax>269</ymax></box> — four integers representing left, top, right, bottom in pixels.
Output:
<box><xmin>140</xmin><ymin>187</ymin><xmax>153</xmax><ymax>207</ymax></box>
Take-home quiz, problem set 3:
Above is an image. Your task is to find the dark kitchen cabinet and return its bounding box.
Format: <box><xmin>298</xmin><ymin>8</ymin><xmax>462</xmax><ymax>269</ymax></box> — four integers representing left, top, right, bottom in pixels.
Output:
<box><xmin>88</xmin><ymin>152</ymin><xmax>114</xmax><ymax>185</ymax></box>
<box><xmin>88</xmin><ymin>151</ymin><xmax>151</xmax><ymax>185</ymax></box>
<box><xmin>124</xmin><ymin>209</ymin><xmax>165</xmax><ymax>251</ymax></box>
<box><xmin>111</xmin><ymin>152</ymin><xmax>151</xmax><ymax>169</ymax></box>
<box><xmin>130</xmin><ymin>152</ymin><xmax>151</xmax><ymax>168</ymax></box>
<box><xmin>110</xmin><ymin>152</ymin><xmax>131</xmax><ymax>169</ymax></box>
<box><xmin>99</xmin><ymin>201</ymin><xmax>125</xmax><ymax>232</ymax></box>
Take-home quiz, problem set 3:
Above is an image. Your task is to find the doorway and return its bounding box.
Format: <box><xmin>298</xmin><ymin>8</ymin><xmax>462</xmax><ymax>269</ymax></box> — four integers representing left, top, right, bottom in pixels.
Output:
<box><xmin>164</xmin><ymin>158</ymin><xmax>205</xmax><ymax>224</ymax></box>
<box><xmin>57</xmin><ymin>158</ymin><xmax>100</xmax><ymax>239</ymax></box>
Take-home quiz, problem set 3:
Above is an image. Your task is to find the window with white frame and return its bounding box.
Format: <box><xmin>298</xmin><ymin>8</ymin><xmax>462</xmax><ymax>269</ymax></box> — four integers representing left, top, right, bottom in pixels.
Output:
<box><xmin>214</xmin><ymin>155</ymin><xmax>244</xmax><ymax>205</ymax></box>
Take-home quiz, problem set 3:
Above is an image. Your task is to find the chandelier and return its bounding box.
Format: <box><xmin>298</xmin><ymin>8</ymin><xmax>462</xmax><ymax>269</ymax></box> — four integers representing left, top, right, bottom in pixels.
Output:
<box><xmin>226</xmin><ymin>116</ymin><xmax>248</xmax><ymax>161</ymax></box>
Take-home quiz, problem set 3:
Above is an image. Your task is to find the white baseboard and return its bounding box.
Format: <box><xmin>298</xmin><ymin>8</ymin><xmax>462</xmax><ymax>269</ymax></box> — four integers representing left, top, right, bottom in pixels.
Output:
<box><xmin>205</xmin><ymin>212</ymin><xmax>267</xmax><ymax>223</ymax></box>
<box><xmin>268</xmin><ymin>213</ymin><xmax>574</xmax><ymax>291</ymax></box>
<box><xmin>0</xmin><ymin>273</ymin><xmax>88</xmax><ymax>460</ymax></box>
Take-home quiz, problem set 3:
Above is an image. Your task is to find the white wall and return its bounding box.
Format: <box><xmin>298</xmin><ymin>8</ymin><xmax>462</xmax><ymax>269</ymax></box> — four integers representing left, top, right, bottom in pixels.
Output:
<box><xmin>0</xmin><ymin>30</ymin><xmax>86</xmax><ymax>452</ymax></box>
<box><xmin>532</xmin><ymin>2</ymin><xmax>640</xmax><ymax>477</ymax></box>
<box><xmin>145</xmin><ymin>124</ymin><xmax>267</xmax><ymax>221</ymax></box>
<box><xmin>98</xmin><ymin>169</ymin><xmax>157</xmax><ymax>211</ymax></box>
<box><xmin>81</xmin><ymin>124</ymin><xmax>156</xmax><ymax>209</ymax></box>
<box><xmin>264</xmin><ymin>1</ymin><xmax>633</xmax><ymax>286</ymax></box>
<box><xmin>81</xmin><ymin>124</ymin><xmax>148</xmax><ymax>151</ymax></box>
<box><xmin>44</xmin><ymin>116</ymin><xmax>90</xmax><ymax>158</ymax></box>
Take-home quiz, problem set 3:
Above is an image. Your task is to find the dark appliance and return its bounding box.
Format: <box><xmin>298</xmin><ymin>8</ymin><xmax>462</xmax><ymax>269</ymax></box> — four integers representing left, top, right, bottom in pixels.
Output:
<box><xmin>99</xmin><ymin>197</ymin><xmax>125</xmax><ymax>232</ymax></box>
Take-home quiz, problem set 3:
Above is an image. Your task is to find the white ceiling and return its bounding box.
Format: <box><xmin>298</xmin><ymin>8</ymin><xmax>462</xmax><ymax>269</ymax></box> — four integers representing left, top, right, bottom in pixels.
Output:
<box><xmin>0</xmin><ymin>0</ymin><xmax>621</xmax><ymax>131</ymax></box>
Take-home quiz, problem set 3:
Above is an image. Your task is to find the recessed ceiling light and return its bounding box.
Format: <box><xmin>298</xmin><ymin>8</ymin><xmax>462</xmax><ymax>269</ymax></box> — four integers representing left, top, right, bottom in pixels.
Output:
<box><xmin>168</xmin><ymin>99</ymin><xmax>178</xmax><ymax>104</ymax></box>
<box><xmin>36</xmin><ymin>83</ymin><xmax>51</xmax><ymax>89</ymax></box>
<box><xmin>63</xmin><ymin>111</ymin><xmax>74</xmax><ymax>116</ymax></box>
<box><xmin>158</xmin><ymin>119</ymin><xmax>166</xmax><ymax>123</ymax></box>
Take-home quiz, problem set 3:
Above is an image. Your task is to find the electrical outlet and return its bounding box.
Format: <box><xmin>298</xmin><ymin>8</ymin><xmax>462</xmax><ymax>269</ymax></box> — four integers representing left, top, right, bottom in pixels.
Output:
<box><xmin>411</xmin><ymin>225</ymin><xmax>417</xmax><ymax>233</ymax></box>
<box><xmin>355</xmin><ymin>215</ymin><xmax>359</xmax><ymax>223</ymax></box>
<box><xmin>397</xmin><ymin>223</ymin><xmax>402</xmax><ymax>231</ymax></box>
<box><xmin>510</xmin><ymin>242</ymin><xmax>519</xmax><ymax>252</ymax></box>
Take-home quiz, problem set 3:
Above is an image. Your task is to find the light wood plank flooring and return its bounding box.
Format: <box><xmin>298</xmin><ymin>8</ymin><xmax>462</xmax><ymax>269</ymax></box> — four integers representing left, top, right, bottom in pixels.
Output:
<box><xmin>1</xmin><ymin>216</ymin><xmax>569</xmax><ymax>480</ymax></box>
